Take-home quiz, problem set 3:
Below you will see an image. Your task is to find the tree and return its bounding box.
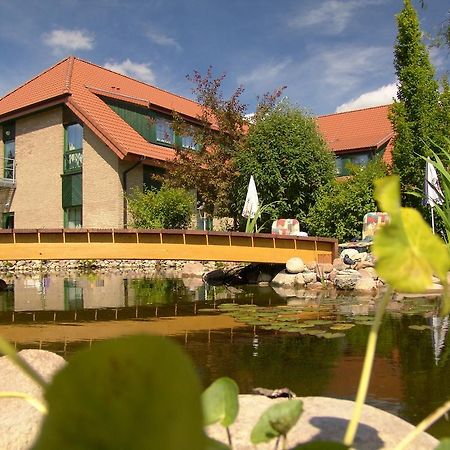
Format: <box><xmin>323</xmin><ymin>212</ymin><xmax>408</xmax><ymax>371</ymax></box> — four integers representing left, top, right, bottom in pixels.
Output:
<box><xmin>390</xmin><ymin>0</ymin><xmax>442</xmax><ymax>205</ymax></box>
<box><xmin>166</xmin><ymin>68</ymin><xmax>283</xmax><ymax>219</ymax></box>
<box><xmin>305</xmin><ymin>159</ymin><xmax>388</xmax><ymax>242</ymax></box>
<box><xmin>234</xmin><ymin>101</ymin><xmax>335</xmax><ymax>231</ymax></box>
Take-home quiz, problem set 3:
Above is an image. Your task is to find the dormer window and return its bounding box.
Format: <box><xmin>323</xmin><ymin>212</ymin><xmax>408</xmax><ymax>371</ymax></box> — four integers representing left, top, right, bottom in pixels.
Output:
<box><xmin>155</xmin><ymin>117</ymin><xmax>174</xmax><ymax>145</ymax></box>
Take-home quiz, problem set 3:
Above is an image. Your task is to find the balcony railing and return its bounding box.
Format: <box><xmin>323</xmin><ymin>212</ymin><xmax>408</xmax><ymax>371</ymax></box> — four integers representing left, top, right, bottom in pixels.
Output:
<box><xmin>64</xmin><ymin>149</ymin><xmax>83</xmax><ymax>173</ymax></box>
<box><xmin>2</xmin><ymin>158</ymin><xmax>15</xmax><ymax>184</ymax></box>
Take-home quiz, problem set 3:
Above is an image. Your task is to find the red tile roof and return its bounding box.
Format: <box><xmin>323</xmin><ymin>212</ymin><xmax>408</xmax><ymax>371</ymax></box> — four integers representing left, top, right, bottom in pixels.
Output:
<box><xmin>0</xmin><ymin>56</ymin><xmax>206</xmax><ymax>161</ymax></box>
<box><xmin>0</xmin><ymin>57</ymin><xmax>394</xmax><ymax>164</ymax></box>
<box><xmin>316</xmin><ymin>104</ymin><xmax>393</xmax><ymax>153</ymax></box>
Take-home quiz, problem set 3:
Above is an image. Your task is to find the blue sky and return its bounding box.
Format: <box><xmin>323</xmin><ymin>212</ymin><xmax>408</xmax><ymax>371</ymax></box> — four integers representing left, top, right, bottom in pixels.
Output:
<box><xmin>0</xmin><ymin>0</ymin><xmax>448</xmax><ymax>115</ymax></box>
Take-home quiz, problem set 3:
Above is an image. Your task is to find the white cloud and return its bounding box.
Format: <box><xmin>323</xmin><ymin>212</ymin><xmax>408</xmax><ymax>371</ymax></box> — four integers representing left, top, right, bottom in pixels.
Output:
<box><xmin>43</xmin><ymin>29</ymin><xmax>94</xmax><ymax>52</ymax></box>
<box><xmin>237</xmin><ymin>58</ymin><xmax>292</xmax><ymax>91</ymax></box>
<box><xmin>104</xmin><ymin>59</ymin><xmax>156</xmax><ymax>84</ymax></box>
<box><xmin>145</xmin><ymin>29</ymin><xmax>181</xmax><ymax>50</ymax></box>
<box><xmin>335</xmin><ymin>82</ymin><xmax>397</xmax><ymax>112</ymax></box>
<box><xmin>288</xmin><ymin>0</ymin><xmax>384</xmax><ymax>34</ymax></box>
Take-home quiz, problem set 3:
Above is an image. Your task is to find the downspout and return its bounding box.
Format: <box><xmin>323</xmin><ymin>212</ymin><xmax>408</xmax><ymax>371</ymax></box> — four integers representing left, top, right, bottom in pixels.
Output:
<box><xmin>122</xmin><ymin>157</ymin><xmax>146</xmax><ymax>228</ymax></box>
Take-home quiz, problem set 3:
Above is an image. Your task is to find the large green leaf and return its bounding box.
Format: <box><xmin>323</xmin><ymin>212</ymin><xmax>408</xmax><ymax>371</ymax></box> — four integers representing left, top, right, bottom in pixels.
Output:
<box><xmin>436</xmin><ymin>439</ymin><xmax>450</xmax><ymax>449</ymax></box>
<box><xmin>202</xmin><ymin>377</ymin><xmax>239</xmax><ymax>427</ymax></box>
<box><xmin>205</xmin><ymin>437</ymin><xmax>231</xmax><ymax>450</ymax></box>
<box><xmin>32</xmin><ymin>335</ymin><xmax>205</xmax><ymax>450</ymax></box>
<box><xmin>250</xmin><ymin>399</ymin><xmax>303</xmax><ymax>444</ymax></box>
<box><xmin>291</xmin><ymin>442</ymin><xmax>348</xmax><ymax>450</ymax></box>
<box><xmin>373</xmin><ymin>176</ymin><xmax>450</xmax><ymax>294</ymax></box>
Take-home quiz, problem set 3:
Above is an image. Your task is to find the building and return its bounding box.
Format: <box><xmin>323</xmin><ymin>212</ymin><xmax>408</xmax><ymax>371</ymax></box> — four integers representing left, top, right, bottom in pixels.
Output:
<box><xmin>316</xmin><ymin>104</ymin><xmax>393</xmax><ymax>176</ymax></box>
<box><xmin>0</xmin><ymin>56</ymin><xmax>394</xmax><ymax>229</ymax></box>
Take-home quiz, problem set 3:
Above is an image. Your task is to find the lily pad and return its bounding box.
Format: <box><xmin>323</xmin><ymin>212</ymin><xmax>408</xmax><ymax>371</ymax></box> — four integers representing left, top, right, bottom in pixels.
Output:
<box><xmin>321</xmin><ymin>332</ymin><xmax>346</xmax><ymax>339</ymax></box>
<box><xmin>329</xmin><ymin>324</ymin><xmax>355</xmax><ymax>331</ymax></box>
<box><xmin>408</xmin><ymin>325</ymin><xmax>431</xmax><ymax>331</ymax></box>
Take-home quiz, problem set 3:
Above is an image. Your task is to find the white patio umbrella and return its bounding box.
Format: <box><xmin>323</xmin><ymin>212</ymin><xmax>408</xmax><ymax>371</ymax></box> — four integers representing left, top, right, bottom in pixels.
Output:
<box><xmin>423</xmin><ymin>160</ymin><xmax>444</xmax><ymax>234</ymax></box>
<box><xmin>242</xmin><ymin>175</ymin><xmax>259</xmax><ymax>219</ymax></box>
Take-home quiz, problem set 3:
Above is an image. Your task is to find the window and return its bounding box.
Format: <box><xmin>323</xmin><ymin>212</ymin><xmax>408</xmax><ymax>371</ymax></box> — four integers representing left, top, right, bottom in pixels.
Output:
<box><xmin>2</xmin><ymin>212</ymin><xmax>14</xmax><ymax>229</ymax></box>
<box><xmin>3</xmin><ymin>123</ymin><xmax>15</xmax><ymax>180</ymax></box>
<box><xmin>143</xmin><ymin>165</ymin><xmax>165</xmax><ymax>191</ymax></box>
<box><xmin>181</xmin><ymin>134</ymin><xmax>199</xmax><ymax>151</ymax></box>
<box><xmin>64</xmin><ymin>123</ymin><xmax>83</xmax><ymax>173</ymax></box>
<box><xmin>64</xmin><ymin>279</ymin><xmax>83</xmax><ymax>310</ymax></box>
<box><xmin>336</xmin><ymin>152</ymin><xmax>371</xmax><ymax>176</ymax></box>
<box><xmin>64</xmin><ymin>206</ymin><xmax>82</xmax><ymax>228</ymax></box>
<box><xmin>155</xmin><ymin>117</ymin><xmax>174</xmax><ymax>144</ymax></box>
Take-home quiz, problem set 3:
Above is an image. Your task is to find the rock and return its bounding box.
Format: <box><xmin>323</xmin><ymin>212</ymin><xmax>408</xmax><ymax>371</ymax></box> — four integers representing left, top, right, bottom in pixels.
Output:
<box><xmin>286</xmin><ymin>257</ymin><xmax>305</xmax><ymax>274</ymax></box>
<box><xmin>305</xmin><ymin>261</ymin><xmax>317</xmax><ymax>271</ymax></box>
<box><xmin>308</xmin><ymin>281</ymin><xmax>329</xmax><ymax>289</ymax></box>
<box><xmin>334</xmin><ymin>271</ymin><xmax>361</xmax><ymax>290</ymax></box>
<box><xmin>181</xmin><ymin>262</ymin><xmax>205</xmax><ymax>277</ymax></box>
<box><xmin>317</xmin><ymin>263</ymin><xmax>333</xmax><ymax>273</ymax></box>
<box><xmin>0</xmin><ymin>350</ymin><xmax>66</xmax><ymax>450</ymax></box>
<box><xmin>356</xmin><ymin>260</ymin><xmax>375</xmax><ymax>270</ymax></box>
<box><xmin>207</xmin><ymin>395</ymin><xmax>438</xmax><ymax>450</ymax></box>
<box><xmin>256</xmin><ymin>272</ymin><xmax>272</xmax><ymax>284</ymax></box>
<box><xmin>271</xmin><ymin>270</ymin><xmax>298</xmax><ymax>286</ymax></box>
<box><xmin>333</xmin><ymin>258</ymin><xmax>347</xmax><ymax>271</ymax></box>
<box><xmin>294</xmin><ymin>273</ymin><xmax>305</xmax><ymax>286</ymax></box>
<box><xmin>358</xmin><ymin>268</ymin><xmax>377</xmax><ymax>279</ymax></box>
<box><xmin>302</xmin><ymin>271</ymin><xmax>317</xmax><ymax>284</ymax></box>
<box><xmin>328</xmin><ymin>269</ymin><xmax>338</xmax><ymax>282</ymax></box>
<box><xmin>355</xmin><ymin>277</ymin><xmax>377</xmax><ymax>294</ymax></box>
<box><xmin>352</xmin><ymin>251</ymin><xmax>368</xmax><ymax>262</ymax></box>
<box><xmin>340</xmin><ymin>248</ymin><xmax>360</xmax><ymax>260</ymax></box>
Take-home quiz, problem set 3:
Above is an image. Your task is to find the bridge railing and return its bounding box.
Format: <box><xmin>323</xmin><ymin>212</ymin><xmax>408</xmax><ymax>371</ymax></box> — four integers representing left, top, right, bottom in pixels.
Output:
<box><xmin>0</xmin><ymin>229</ymin><xmax>338</xmax><ymax>264</ymax></box>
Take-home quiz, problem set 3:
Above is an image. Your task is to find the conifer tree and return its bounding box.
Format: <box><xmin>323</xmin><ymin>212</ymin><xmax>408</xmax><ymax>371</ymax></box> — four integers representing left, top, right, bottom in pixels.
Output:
<box><xmin>390</xmin><ymin>0</ymin><xmax>441</xmax><ymax>205</ymax></box>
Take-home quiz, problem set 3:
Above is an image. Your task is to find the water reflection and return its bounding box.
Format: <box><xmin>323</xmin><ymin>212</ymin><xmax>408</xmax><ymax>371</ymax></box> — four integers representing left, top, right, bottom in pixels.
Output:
<box><xmin>0</xmin><ymin>273</ymin><xmax>449</xmax><ymax>438</ymax></box>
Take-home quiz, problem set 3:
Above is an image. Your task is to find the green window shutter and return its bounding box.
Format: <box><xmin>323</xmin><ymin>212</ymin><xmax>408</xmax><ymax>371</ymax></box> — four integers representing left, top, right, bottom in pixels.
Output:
<box><xmin>62</xmin><ymin>173</ymin><xmax>82</xmax><ymax>207</ymax></box>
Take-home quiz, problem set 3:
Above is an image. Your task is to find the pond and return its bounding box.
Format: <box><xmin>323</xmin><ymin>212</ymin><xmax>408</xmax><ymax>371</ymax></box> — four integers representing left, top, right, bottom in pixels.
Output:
<box><xmin>0</xmin><ymin>272</ymin><xmax>449</xmax><ymax>439</ymax></box>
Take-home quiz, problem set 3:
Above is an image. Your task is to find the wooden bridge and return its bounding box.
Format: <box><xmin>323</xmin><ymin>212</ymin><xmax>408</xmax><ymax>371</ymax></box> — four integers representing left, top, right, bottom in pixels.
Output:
<box><xmin>0</xmin><ymin>229</ymin><xmax>337</xmax><ymax>264</ymax></box>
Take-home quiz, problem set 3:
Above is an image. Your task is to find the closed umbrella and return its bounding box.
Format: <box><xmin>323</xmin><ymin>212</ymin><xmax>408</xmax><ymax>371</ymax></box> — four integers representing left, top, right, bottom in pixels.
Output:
<box><xmin>423</xmin><ymin>160</ymin><xmax>444</xmax><ymax>234</ymax></box>
<box><xmin>242</xmin><ymin>175</ymin><xmax>259</xmax><ymax>219</ymax></box>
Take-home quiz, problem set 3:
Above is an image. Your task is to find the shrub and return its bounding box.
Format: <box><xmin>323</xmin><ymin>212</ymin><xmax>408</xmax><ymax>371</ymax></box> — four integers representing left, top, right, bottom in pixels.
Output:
<box><xmin>127</xmin><ymin>186</ymin><xmax>194</xmax><ymax>229</ymax></box>
<box><xmin>306</xmin><ymin>159</ymin><xmax>388</xmax><ymax>241</ymax></box>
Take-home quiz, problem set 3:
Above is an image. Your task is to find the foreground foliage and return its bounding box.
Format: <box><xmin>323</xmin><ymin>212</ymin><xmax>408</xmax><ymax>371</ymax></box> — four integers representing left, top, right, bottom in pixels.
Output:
<box><xmin>306</xmin><ymin>159</ymin><xmax>387</xmax><ymax>241</ymax></box>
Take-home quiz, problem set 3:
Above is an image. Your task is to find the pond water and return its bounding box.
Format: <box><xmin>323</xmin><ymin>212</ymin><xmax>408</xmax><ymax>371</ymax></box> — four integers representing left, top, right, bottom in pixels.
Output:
<box><xmin>0</xmin><ymin>272</ymin><xmax>449</xmax><ymax>439</ymax></box>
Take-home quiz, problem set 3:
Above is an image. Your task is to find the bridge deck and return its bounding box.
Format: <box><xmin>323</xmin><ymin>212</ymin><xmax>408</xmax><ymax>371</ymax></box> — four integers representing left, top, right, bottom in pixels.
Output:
<box><xmin>0</xmin><ymin>229</ymin><xmax>337</xmax><ymax>264</ymax></box>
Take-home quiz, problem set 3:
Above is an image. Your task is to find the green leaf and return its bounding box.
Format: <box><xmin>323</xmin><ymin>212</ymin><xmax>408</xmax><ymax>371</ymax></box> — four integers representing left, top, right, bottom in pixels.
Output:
<box><xmin>32</xmin><ymin>335</ymin><xmax>205</xmax><ymax>450</ymax></box>
<box><xmin>435</xmin><ymin>438</ymin><xmax>450</xmax><ymax>449</ymax></box>
<box><xmin>290</xmin><ymin>441</ymin><xmax>349</xmax><ymax>449</ymax></box>
<box><xmin>373</xmin><ymin>176</ymin><xmax>450</xmax><ymax>294</ymax></box>
<box><xmin>374</xmin><ymin>176</ymin><xmax>401</xmax><ymax>219</ymax></box>
<box><xmin>250</xmin><ymin>399</ymin><xmax>303</xmax><ymax>444</ymax></box>
<box><xmin>202</xmin><ymin>377</ymin><xmax>239</xmax><ymax>427</ymax></box>
<box><xmin>205</xmin><ymin>437</ymin><xmax>231</xmax><ymax>450</ymax></box>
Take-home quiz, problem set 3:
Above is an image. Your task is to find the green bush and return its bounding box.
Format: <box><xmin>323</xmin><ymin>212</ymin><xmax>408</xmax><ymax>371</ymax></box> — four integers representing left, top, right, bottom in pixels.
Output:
<box><xmin>306</xmin><ymin>159</ymin><xmax>388</xmax><ymax>242</ymax></box>
<box><xmin>127</xmin><ymin>186</ymin><xmax>194</xmax><ymax>229</ymax></box>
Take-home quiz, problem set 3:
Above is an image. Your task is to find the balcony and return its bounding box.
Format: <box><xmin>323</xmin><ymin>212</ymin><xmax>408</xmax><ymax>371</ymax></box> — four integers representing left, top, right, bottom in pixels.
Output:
<box><xmin>0</xmin><ymin>158</ymin><xmax>16</xmax><ymax>187</ymax></box>
<box><xmin>64</xmin><ymin>149</ymin><xmax>83</xmax><ymax>173</ymax></box>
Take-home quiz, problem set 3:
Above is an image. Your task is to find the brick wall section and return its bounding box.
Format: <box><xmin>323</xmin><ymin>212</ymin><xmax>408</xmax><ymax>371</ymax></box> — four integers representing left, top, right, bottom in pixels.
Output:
<box><xmin>83</xmin><ymin>127</ymin><xmax>123</xmax><ymax>228</ymax></box>
<box><xmin>12</xmin><ymin>108</ymin><xmax>64</xmax><ymax>228</ymax></box>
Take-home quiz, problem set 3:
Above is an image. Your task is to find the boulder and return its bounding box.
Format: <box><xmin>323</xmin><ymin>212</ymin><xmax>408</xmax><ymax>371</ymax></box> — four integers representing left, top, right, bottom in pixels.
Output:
<box><xmin>294</xmin><ymin>273</ymin><xmax>305</xmax><ymax>286</ymax></box>
<box><xmin>354</xmin><ymin>277</ymin><xmax>377</xmax><ymax>294</ymax></box>
<box><xmin>271</xmin><ymin>270</ymin><xmax>298</xmax><ymax>286</ymax></box>
<box><xmin>207</xmin><ymin>395</ymin><xmax>438</xmax><ymax>450</ymax></box>
<box><xmin>340</xmin><ymin>248</ymin><xmax>360</xmax><ymax>260</ymax></box>
<box><xmin>328</xmin><ymin>269</ymin><xmax>338</xmax><ymax>282</ymax></box>
<box><xmin>286</xmin><ymin>257</ymin><xmax>305</xmax><ymax>274</ymax></box>
<box><xmin>356</xmin><ymin>260</ymin><xmax>375</xmax><ymax>270</ymax></box>
<box><xmin>305</xmin><ymin>261</ymin><xmax>317</xmax><ymax>271</ymax></box>
<box><xmin>181</xmin><ymin>262</ymin><xmax>206</xmax><ymax>277</ymax></box>
<box><xmin>0</xmin><ymin>350</ymin><xmax>66</xmax><ymax>450</ymax></box>
<box><xmin>302</xmin><ymin>272</ymin><xmax>317</xmax><ymax>284</ymax></box>
<box><xmin>333</xmin><ymin>258</ymin><xmax>347</xmax><ymax>271</ymax></box>
<box><xmin>334</xmin><ymin>270</ymin><xmax>361</xmax><ymax>290</ymax></box>
<box><xmin>317</xmin><ymin>263</ymin><xmax>333</xmax><ymax>273</ymax></box>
